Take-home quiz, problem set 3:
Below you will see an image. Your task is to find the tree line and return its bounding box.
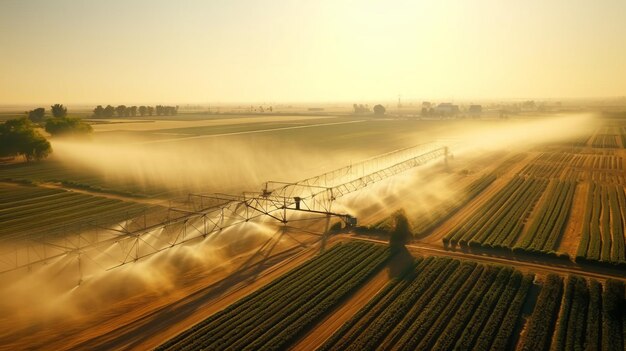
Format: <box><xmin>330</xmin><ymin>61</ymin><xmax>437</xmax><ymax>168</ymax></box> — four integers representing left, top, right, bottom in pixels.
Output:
<box><xmin>0</xmin><ymin>118</ymin><xmax>51</xmax><ymax>161</ymax></box>
<box><xmin>92</xmin><ymin>105</ymin><xmax>178</xmax><ymax>117</ymax></box>
<box><xmin>2</xmin><ymin>104</ymin><xmax>92</xmax><ymax>162</ymax></box>
<box><xmin>26</xmin><ymin>103</ymin><xmax>67</xmax><ymax>122</ymax></box>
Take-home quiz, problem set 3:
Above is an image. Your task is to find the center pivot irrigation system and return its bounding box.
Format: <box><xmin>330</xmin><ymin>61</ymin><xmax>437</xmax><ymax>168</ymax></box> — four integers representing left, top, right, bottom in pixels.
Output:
<box><xmin>0</xmin><ymin>141</ymin><xmax>451</xmax><ymax>280</ymax></box>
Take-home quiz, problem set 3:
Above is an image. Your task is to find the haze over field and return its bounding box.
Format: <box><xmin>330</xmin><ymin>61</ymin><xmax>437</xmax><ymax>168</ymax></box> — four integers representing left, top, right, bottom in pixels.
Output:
<box><xmin>2</xmin><ymin>1</ymin><xmax>626</xmax><ymax>350</ymax></box>
<box><xmin>1</xmin><ymin>0</ymin><xmax>626</xmax><ymax>104</ymax></box>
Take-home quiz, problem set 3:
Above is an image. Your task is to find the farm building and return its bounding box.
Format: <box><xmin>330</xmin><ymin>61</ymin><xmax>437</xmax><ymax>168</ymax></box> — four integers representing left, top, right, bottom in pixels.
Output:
<box><xmin>469</xmin><ymin>104</ymin><xmax>482</xmax><ymax>115</ymax></box>
<box><xmin>434</xmin><ymin>103</ymin><xmax>460</xmax><ymax>116</ymax></box>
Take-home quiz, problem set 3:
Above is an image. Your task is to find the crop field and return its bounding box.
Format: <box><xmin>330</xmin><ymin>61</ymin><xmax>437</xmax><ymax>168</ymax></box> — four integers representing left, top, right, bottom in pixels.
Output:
<box><xmin>519</xmin><ymin>275</ymin><xmax>626</xmax><ymax>351</ymax></box>
<box><xmin>576</xmin><ymin>183</ymin><xmax>626</xmax><ymax>266</ymax></box>
<box><xmin>588</xmin><ymin>154</ymin><xmax>623</xmax><ymax>170</ymax></box>
<box><xmin>514</xmin><ymin>179</ymin><xmax>577</xmax><ymax>255</ymax></box>
<box><xmin>5</xmin><ymin>112</ymin><xmax>626</xmax><ymax>351</ymax></box>
<box><xmin>589</xmin><ymin>126</ymin><xmax>621</xmax><ymax>148</ymax></box>
<box><xmin>3</xmin><ymin>2</ymin><xmax>626</xmax><ymax>350</ymax></box>
<box><xmin>369</xmin><ymin>173</ymin><xmax>496</xmax><ymax>236</ymax></box>
<box><xmin>518</xmin><ymin>152</ymin><xmax>574</xmax><ymax>179</ymax></box>
<box><xmin>160</xmin><ymin>250</ymin><xmax>626</xmax><ymax>351</ymax></box>
<box><xmin>592</xmin><ymin>134</ymin><xmax>620</xmax><ymax>148</ymax></box>
<box><xmin>432</xmin><ymin>124</ymin><xmax>626</xmax><ymax>263</ymax></box>
<box><xmin>444</xmin><ymin>176</ymin><xmax>549</xmax><ymax>248</ymax></box>
<box><xmin>571</xmin><ymin>135</ymin><xmax>592</xmax><ymax>147</ymax></box>
<box><xmin>156</xmin><ymin>242</ymin><xmax>389</xmax><ymax>351</ymax></box>
<box><xmin>0</xmin><ymin>183</ymin><xmax>157</xmax><ymax>240</ymax></box>
<box><xmin>319</xmin><ymin>257</ymin><xmax>532</xmax><ymax>351</ymax></box>
<box><xmin>1</xmin><ymin>161</ymin><xmax>173</xmax><ymax>198</ymax></box>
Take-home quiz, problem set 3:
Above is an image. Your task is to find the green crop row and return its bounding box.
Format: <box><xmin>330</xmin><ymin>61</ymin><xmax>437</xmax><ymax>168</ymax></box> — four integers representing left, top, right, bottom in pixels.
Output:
<box><xmin>316</xmin><ymin>258</ymin><xmax>427</xmax><ymax>351</ymax></box>
<box><xmin>515</xmin><ymin>179</ymin><xmax>576</xmax><ymax>254</ymax></box>
<box><xmin>452</xmin><ymin>267</ymin><xmax>515</xmax><ymax>350</ymax></box>
<box><xmin>519</xmin><ymin>274</ymin><xmax>564</xmax><ymax>351</ymax></box>
<box><xmin>320</xmin><ymin>257</ymin><xmax>455</xmax><ymax>350</ymax></box>
<box><xmin>517</xmin><ymin>151</ymin><xmax>577</xmax><ymax>179</ymax></box>
<box><xmin>552</xmin><ymin>276</ymin><xmax>589</xmax><ymax>351</ymax></box>
<box><xmin>492</xmin><ymin>152</ymin><xmax>527</xmax><ymax>175</ymax></box>
<box><xmin>344</xmin><ymin>258</ymin><xmax>460</xmax><ymax>351</ymax></box>
<box><xmin>390</xmin><ymin>262</ymin><xmax>480</xmax><ymax>350</ymax></box>
<box><xmin>0</xmin><ymin>184</ymin><xmax>155</xmax><ymax>241</ymax></box>
<box><xmin>602</xmin><ymin>279</ymin><xmax>625</xmax><ymax>351</ymax></box>
<box><xmin>445</xmin><ymin>176</ymin><xmax>526</xmax><ymax>245</ymax></box>
<box><xmin>592</xmin><ymin>134</ymin><xmax>619</xmax><ymax>148</ymax></box>
<box><xmin>521</xmin><ymin>274</ymin><xmax>626</xmax><ymax>351</ymax></box>
<box><xmin>535</xmin><ymin>151</ymin><xmax>575</xmax><ymax>164</ymax></box>
<box><xmin>206</xmin><ymin>243</ymin><xmax>382</xmax><ymax>350</ymax></box>
<box><xmin>159</xmin><ymin>243</ymin><xmax>355</xmax><ymax>350</ymax></box>
<box><xmin>409</xmin><ymin>265</ymin><xmax>487</xmax><ymax>351</ymax></box>
<box><xmin>472</xmin><ymin>271</ymin><xmax>526</xmax><ymax>351</ymax></box>
<box><xmin>576</xmin><ymin>183</ymin><xmax>626</xmax><ymax>266</ymax></box>
<box><xmin>519</xmin><ymin>162</ymin><xmax>564</xmax><ymax>179</ymax></box>
<box><xmin>488</xmin><ymin>273</ymin><xmax>534</xmax><ymax>350</ymax></box>
<box><xmin>563</xmin><ymin>276</ymin><xmax>590</xmax><ymax>351</ymax></box>
<box><xmin>431</xmin><ymin>266</ymin><xmax>501</xmax><ymax>351</ymax></box>
<box><xmin>411</xmin><ymin>173</ymin><xmax>496</xmax><ymax>237</ymax></box>
<box><xmin>585</xmin><ymin>280</ymin><xmax>602</xmax><ymax>350</ymax></box>
<box><xmin>589</xmin><ymin>155</ymin><xmax>623</xmax><ymax>170</ymax></box>
<box><xmin>444</xmin><ymin>176</ymin><xmax>548</xmax><ymax>250</ymax></box>
<box><xmin>156</xmin><ymin>242</ymin><xmax>390</xmax><ymax>351</ymax></box>
<box><xmin>609</xmin><ymin>186</ymin><xmax>626</xmax><ymax>262</ymax></box>
<box><xmin>369</xmin><ymin>173</ymin><xmax>496</xmax><ymax>237</ymax></box>
<box><xmin>322</xmin><ymin>258</ymin><xmax>534</xmax><ymax>351</ymax></box>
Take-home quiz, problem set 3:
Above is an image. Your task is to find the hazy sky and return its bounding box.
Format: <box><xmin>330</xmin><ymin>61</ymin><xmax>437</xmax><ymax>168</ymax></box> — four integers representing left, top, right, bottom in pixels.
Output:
<box><xmin>1</xmin><ymin>0</ymin><xmax>625</xmax><ymax>104</ymax></box>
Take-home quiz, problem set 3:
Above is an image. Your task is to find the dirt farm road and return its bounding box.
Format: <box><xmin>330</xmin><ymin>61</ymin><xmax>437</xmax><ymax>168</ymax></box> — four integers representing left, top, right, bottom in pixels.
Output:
<box><xmin>351</xmin><ymin>235</ymin><xmax>626</xmax><ymax>282</ymax></box>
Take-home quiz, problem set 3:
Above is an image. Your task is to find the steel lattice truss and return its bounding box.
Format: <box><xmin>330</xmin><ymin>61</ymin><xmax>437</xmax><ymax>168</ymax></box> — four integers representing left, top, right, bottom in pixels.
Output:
<box><xmin>0</xmin><ymin>142</ymin><xmax>448</xmax><ymax>276</ymax></box>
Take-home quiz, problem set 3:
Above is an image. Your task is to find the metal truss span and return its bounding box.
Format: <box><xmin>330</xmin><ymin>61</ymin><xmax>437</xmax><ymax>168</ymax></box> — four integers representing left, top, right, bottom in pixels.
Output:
<box><xmin>0</xmin><ymin>142</ymin><xmax>449</xmax><ymax>277</ymax></box>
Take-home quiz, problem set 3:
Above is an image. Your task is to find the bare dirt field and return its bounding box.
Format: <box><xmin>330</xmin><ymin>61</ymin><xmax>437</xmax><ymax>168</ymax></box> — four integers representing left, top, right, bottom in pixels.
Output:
<box><xmin>89</xmin><ymin>115</ymin><xmax>335</xmax><ymax>132</ymax></box>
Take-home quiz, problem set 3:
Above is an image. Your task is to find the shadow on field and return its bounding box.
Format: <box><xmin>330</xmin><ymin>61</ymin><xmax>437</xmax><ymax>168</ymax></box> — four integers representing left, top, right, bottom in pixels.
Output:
<box><xmin>388</xmin><ymin>245</ymin><xmax>413</xmax><ymax>279</ymax></box>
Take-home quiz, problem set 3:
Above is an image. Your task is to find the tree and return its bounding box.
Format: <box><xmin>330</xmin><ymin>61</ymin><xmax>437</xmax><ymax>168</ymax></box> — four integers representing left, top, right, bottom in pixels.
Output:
<box><xmin>138</xmin><ymin>106</ymin><xmax>147</xmax><ymax>117</ymax></box>
<box><xmin>389</xmin><ymin>212</ymin><xmax>411</xmax><ymax>251</ymax></box>
<box><xmin>115</xmin><ymin>105</ymin><xmax>127</xmax><ymax>117</ymax></box>
<box><xmin>147</xmin><ymin>106</ymin><xmax>154</xmax><ymax>116</ymax></box>
<box><xmin>154</xmin><ymin>105</ymin><xmax>178</xmax><ymax>116</ymax></box>
<box><xmin>50</xmin><ymin>104</ymin><xmax>67</xmax><ymax>118</ymax></box>
<box><xmin>26</xmin><ymin>107</ymin><xmax>45</xmax><ymax>123</ymax></box>
<box><xmin>45</xmin><ymin>116</ymin><xmax>93</xmax><ymax>136</ymax></box>
<box><xmin>373</xmin><ymin>104</ymin><xmax>386</xmax><ymax>115</ymax></box>
<box><xmin>0</xmin><ymin>118</ymin><xmax>51</xmax><ymax>161</ymax></box>
<box><xmin>129</xmin><ymin>106</ymin><xmax>137</xmax><ymax>117</ymax></box>
<box><xmin>103</xmin><ymin>105</ymin><xmax>115</xmax><ymax>117</ymax></box>
<box><xmin>93</xmin><ymin>105</ymin><xmax>104</xmax><ymax>118</ymax></box>
<box><xmin>353</xmin><ymin>104</ymin><xmax>370</xmax><ymax>114</ymax></box>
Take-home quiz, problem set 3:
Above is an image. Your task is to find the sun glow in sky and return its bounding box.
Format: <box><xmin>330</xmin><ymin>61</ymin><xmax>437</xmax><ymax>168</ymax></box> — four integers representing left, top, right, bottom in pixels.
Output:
<box><xmin>1</xmin><ymin>0</ymin><xmax>625</xmax><ymax>104</ymax></box>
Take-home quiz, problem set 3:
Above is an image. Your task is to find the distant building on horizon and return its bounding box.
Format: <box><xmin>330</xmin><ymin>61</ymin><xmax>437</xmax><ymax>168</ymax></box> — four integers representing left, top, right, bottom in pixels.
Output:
<box><xmin>469</xmin><ymin>104</ymin><xmax>482</xmax><ymax>116</ymax></box>
<box><xmin>434</xmin><ymin>103</ymin><xmax>459</xmax><ymax>116</ymax></box>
